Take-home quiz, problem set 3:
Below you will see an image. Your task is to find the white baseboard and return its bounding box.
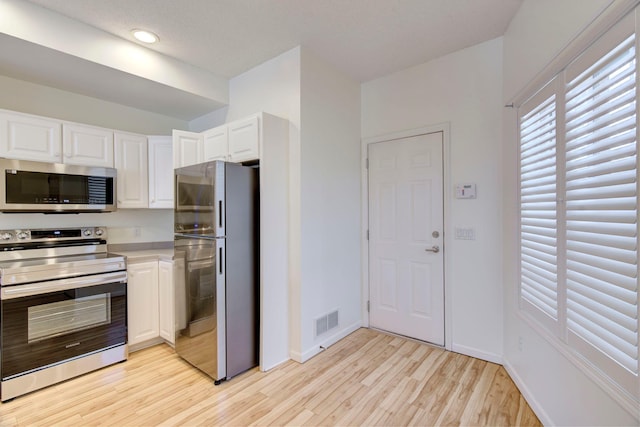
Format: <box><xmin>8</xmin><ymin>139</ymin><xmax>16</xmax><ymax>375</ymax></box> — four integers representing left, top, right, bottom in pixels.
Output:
<box><xmin>128</xmin><ymin>337</ymin><xmax>164</xmax><ymax>353</ymax></box>
<box><xmin>260</xmin><ymin>356</ymin><xmax>291</xmax><ymax>372</ymax></box>
<box><xmin>451</xmin><ymin>343</ymin><xmax>503</xmax><ymax>365</ymax></box>
<box><xmin>503</xmin><ymin>359</ymin><xmax>552</xmax><ymax>426</ymax></box>
<box><xmin>290</xmin><ymin>320</ymin><xmax>362</xmax><ymax>363</ymax></box>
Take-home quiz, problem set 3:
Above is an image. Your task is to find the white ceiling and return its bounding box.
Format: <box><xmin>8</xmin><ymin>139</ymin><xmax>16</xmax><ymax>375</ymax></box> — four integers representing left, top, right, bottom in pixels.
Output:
<box><xmin>3</xmin><ymin>0</ymin><xmax>523</xmax><ymax>120</ymax></box>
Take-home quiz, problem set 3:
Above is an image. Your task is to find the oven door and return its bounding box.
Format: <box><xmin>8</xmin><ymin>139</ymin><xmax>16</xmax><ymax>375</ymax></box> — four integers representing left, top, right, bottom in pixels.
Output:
<box><xmin>0</xmin><ymin>271</ymin><xmax>127</xmax><ymax>379</ymax></box>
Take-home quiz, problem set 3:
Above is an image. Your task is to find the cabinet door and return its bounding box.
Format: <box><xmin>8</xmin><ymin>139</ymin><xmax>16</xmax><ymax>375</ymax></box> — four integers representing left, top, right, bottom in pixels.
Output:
<box><xmin>173</xmin><ymin>257</ymin><xmax>185</xmax><ymax>341</ymax></box>
<box><xmin>115</xmin><ymin>132</ymin><xmax>148</xmax><ymax>209</ymax></box>
<box><xmin>148</xmin><ymin>136</ymin><xmax>174</xmax><ymax>209</ymax></box>
<box><xmin>173</xmin><ymin>130</ymin><xmax>203</xmax><ymax>168</ymax></box>
<box><xmin>62</xmin><ymin>123</ymin><xmax>114</xmax><ymax>167</ymax></box>
<box><xmin>158</xmin><ymin>260</ymin><xmax>175</xmax><ymax>345</ymax></box>
<box><xmin>0</xmin><ymin>111</ymin><xmax>62</xmax><ymax>162</ymax></box>
<box><xmin>127</xmin><ymin>261</ymin><xmax>160</xmax><ymax>346</ymax></box>
<box><xmin>203</xmin><ymin>126</ymin><xmax>228</xmax><ymax>161</ymax></box>
<box><xmin>228</xmin><ymin>115</ymin><xmax>259</xmax><ymax>162</ymax></box>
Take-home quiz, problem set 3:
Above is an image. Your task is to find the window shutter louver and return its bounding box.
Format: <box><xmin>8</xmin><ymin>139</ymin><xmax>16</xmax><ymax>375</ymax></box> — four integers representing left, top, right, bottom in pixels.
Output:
<box><xmin>519</xmin><ymin>86</ymin><xmax>559</xmax><ymax>329</ymax></box>
<box><xmin>564</xmin><ymin>33</ymin><xmax>639</xmax><ymax>392</ymax></box>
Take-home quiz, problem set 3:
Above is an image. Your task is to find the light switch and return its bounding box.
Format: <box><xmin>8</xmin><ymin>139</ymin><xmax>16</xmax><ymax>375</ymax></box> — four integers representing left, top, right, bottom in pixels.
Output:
<box><xmin>454</xmin><ymin>227</ymin><xmax>476</xmax><ymax>240</ymax></box>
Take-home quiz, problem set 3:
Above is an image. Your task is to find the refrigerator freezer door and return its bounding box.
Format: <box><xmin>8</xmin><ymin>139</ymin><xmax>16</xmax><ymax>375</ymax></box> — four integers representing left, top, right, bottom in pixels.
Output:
<box><xmin>174</xmin><ymin>235</ymin><xmax>226</xmax><ymax>381</ymax></box>
<box><xmin>174</xmin><ymin>161</ymin><xmax>225</xmax><ymax>237</ymax></box>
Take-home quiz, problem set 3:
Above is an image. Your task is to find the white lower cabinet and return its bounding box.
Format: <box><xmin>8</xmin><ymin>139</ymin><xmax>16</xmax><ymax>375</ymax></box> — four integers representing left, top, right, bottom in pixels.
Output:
<box><xmin>127</xmin><ymin>261</ymin><xmax>160</xmax><ymax>346</ymax></box>
<box><xmin>127</xmin><ymin>258</ymin><xmax>176</xmax><ymax>350</ymax></box>
<box><xmin>158</xmin><ymin>260</ymin><xmax>175</xmax><ymax>345</ymax></box>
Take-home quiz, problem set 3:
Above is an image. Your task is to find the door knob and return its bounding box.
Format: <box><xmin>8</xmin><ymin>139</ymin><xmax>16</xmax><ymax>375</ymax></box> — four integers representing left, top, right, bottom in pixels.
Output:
<box><xmin>425</xmin><ymin>245</ymin><xmax>440</xmax><ymax>253</ymax></box>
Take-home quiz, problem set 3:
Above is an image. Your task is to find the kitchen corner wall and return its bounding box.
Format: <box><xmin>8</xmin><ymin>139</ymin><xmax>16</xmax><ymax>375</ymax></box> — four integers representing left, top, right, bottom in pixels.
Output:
<box><xmin>0</xmin><ymin>74</ymin><xmax>186</xmax><ymax>244</ymax></box>
<box><xmin>298</xmin><ymin>48</ymin><xmax>361</xmax><ymax>360</ymax></box>
<box><xmin>199</xmin><ymin>46</ymin><xmax>362</xmax><ymax>368</ymax></box>
<box><xmin>225</xmin><ymin>46</ymin><xmax>302</xmax><ymax>369</ymax></box>
<box><xmin>362</xmin><ymin>37</ymin><xmax>505</xmax><ymax>363</ymax></box>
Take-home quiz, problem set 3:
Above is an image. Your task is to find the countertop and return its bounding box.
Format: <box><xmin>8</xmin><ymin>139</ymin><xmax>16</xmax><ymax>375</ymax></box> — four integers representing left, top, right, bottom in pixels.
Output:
<box><xmin>109</xmin><ymin>247</ymin><xmax>175</xmax><ymax>264</ymax></box>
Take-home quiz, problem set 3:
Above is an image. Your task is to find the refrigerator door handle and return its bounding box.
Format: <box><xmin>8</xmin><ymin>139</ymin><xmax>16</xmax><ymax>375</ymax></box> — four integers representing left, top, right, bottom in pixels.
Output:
<box><xmin>218</xmin><ymin>200</ymin><xmax>223</xmax><ymax>229</ymax></box>
<box><xmin>215</xmin><ymin>238</ymin><xmax>227</xmax><ymax>381</ymax></box>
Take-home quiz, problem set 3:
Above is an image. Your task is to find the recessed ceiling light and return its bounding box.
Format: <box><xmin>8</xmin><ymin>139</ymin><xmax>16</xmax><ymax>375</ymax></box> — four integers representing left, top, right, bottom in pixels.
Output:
<box><xmin>131</xmin><ymin>29</ymin><xmax>159</xmax><ymax>44</ymax></box>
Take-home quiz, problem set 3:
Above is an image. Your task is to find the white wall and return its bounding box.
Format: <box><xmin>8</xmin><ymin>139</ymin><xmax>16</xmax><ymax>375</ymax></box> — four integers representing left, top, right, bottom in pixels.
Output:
<box><xmin>0</xmin><ymin>74</ymin><xmax>185</xmax><ymax>243</ymax></box>
<box><xmin>361</xmin><ymin>37</ymin><xmax>505</xmax><ymax>362</ymax></box>
<box><xmin>0</xmin><ymin>209</ymin><xmax>173</xmax><ymax>244</ymax></box>
<box><xmin>502</xmin><ymin>0</ymin><xmax>638</xmax><ymax>425</ymax></box>
<box><xmin>296</xmin><ymin>49</ymin><xmax>361</xmax><ymax>361</ymax></box>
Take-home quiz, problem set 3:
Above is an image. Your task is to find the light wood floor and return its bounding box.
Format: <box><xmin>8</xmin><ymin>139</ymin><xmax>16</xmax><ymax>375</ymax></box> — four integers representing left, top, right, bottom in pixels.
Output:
<box><xmin>0</xmin><ymin>328</ymin><xmax>541</xmax><ymax>426</ymax></box>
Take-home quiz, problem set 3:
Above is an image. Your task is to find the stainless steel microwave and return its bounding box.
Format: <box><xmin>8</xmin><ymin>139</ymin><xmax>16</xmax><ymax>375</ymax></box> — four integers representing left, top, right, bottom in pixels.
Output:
<box><xmin>0</xmin><ymin>158</ymin><xmax>117</xmax><ymax>213</ymax></box>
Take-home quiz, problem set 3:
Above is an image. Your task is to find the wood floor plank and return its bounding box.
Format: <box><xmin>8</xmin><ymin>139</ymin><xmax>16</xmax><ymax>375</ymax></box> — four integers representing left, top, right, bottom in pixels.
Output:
<box><xmin>432</xmin><ymin>356</ymin><xmax>488</xmax><ymax>426</ymax></box>
<box><xmin>0</xmin><ymin>328</ymin><xmax>541</xmax><ymax>427</ymax></box>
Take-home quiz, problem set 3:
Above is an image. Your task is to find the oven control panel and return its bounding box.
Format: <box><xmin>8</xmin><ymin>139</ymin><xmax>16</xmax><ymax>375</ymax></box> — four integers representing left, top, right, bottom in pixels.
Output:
<box><xmin>0</xmin><ymin>227</ymin><xmax>107</xmax><ymax>244</ymax></box>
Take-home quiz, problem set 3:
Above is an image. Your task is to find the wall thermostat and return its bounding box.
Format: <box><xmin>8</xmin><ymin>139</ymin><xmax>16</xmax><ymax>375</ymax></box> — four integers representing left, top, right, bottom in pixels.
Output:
<box><xmin>455</xmin><ymin>183</ymin><xmax>476</xmax><ymax>199</ymax></box>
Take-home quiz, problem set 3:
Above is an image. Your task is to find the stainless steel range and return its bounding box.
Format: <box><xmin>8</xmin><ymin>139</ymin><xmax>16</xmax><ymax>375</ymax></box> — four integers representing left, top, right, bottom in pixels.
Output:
<box><xmin>0</xmin><ymin>227</ymin><xmax>127</xmax><ymax>401</ymax></box>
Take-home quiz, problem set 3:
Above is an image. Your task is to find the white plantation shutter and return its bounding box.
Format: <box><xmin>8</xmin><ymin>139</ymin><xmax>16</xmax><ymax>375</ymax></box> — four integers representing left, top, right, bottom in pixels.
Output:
<box><xmin>519</xmin><ymin>83</ymin><xmax>559</xmax><ymax>332</ymax></box>
<box><xmin>517</xmin><ymin>11</ymin><xmax>639</xmax><ymax>404</ymax></box>
<box><xmin>564</xmin><ymin>30</ymin><xmax>639</xmax><ymax>394</ymax></box>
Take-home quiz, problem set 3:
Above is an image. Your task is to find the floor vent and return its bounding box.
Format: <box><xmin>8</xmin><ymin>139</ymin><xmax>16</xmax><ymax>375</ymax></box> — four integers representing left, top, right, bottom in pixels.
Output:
<box><xmin>315</xmin><ymin>309</ymin><xmax>339</xmax><ymax>337</ymax></box>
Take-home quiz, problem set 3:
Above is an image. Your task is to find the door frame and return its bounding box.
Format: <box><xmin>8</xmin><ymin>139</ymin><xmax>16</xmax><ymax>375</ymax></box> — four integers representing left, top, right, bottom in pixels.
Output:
<box><xmin>361</xmin><ymin>122</ymin><xmax>452</xmax><ymax>350</ymax></box>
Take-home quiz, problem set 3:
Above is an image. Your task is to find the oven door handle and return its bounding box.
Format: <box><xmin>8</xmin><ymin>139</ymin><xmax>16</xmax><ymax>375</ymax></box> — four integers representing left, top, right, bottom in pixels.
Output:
<box><xmin>1</xmin><ymin>271</ymin><xmax>127</xmax><ymax>300</ymax></box>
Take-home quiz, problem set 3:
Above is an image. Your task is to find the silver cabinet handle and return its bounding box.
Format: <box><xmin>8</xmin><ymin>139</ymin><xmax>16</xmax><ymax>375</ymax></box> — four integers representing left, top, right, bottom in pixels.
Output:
<box><xmin>425</xmin><ymin>245</ymin><xmax>440</xmax><ymax>253</ymax></box>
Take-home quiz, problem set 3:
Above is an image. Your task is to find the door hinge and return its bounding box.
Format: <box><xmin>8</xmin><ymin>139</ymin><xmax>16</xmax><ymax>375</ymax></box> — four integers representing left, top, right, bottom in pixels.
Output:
<box><xmin>367</xmin><ymin>300</ymin><xmax>370</xmax><ymax>312</ymax></box>
<box><xmin>365</xmin><ymin>158</ymin><xmax>369</xmax><ymax>169</ymax></box>
<box><xmin>366</xmin><ymin>229</ymin><xmax>369</xmax><ymax>240</ymax></box>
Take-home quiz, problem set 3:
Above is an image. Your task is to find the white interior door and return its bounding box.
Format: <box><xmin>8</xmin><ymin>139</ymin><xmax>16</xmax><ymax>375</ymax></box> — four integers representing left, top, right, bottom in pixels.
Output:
<box><xmin>368</xmin><ymin>132</ymin><xmax>444</xmax><ymax>345</ymax></box>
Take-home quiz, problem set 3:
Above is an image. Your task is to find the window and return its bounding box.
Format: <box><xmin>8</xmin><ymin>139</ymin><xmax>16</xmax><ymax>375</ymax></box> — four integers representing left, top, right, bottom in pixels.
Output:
<box><xmin>518</xmin><ymin>13</ymin><xmax>639</xmax><ymax>405</ymax></box>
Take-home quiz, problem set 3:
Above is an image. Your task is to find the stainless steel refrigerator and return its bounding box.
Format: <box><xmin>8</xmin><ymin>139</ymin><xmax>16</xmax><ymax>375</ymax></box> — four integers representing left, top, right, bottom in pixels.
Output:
<box><xmin>173</xmin><ymin>160</ymin><xmax>259</xmax><ymax>384</ymax></box>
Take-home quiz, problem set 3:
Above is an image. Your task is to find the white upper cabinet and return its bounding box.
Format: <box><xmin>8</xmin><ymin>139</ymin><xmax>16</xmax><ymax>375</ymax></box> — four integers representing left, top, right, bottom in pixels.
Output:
<box><xmin>228</xmin><ymin>115</ymin><xmax>259</xmax><ymax>162</ymax></box>
<box><xmin>203</xmin><ymin>126</ymin><xmax>228</xmax><ymax>161</ymax></box>
<box><xmin>115</xmin><ymin>132</ymin><xmax>148</xmax><ymax>209</ymax></box>
<box><xmin>187</xmin><ymin>114</ymin><xmax>261</xmax><ymax>166</ymax></box>
<box><xmin>173</xmin><ymin>130</ymin><xmax>203</xmax><ymax>168</ymax></box>
<box><xmin>0</xmin><ymin>110</ymin><xmax>62</xmax><ymax>163</ymax></box>
<box><xmin>148</xmin><ymin>136</ymin><xmax>174</xmax><ymax>209</ymax></box>
<box><xmin>62</xmin><ymin>123</ymin><xmax>114</xmax><ymax>167</ymax></box>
